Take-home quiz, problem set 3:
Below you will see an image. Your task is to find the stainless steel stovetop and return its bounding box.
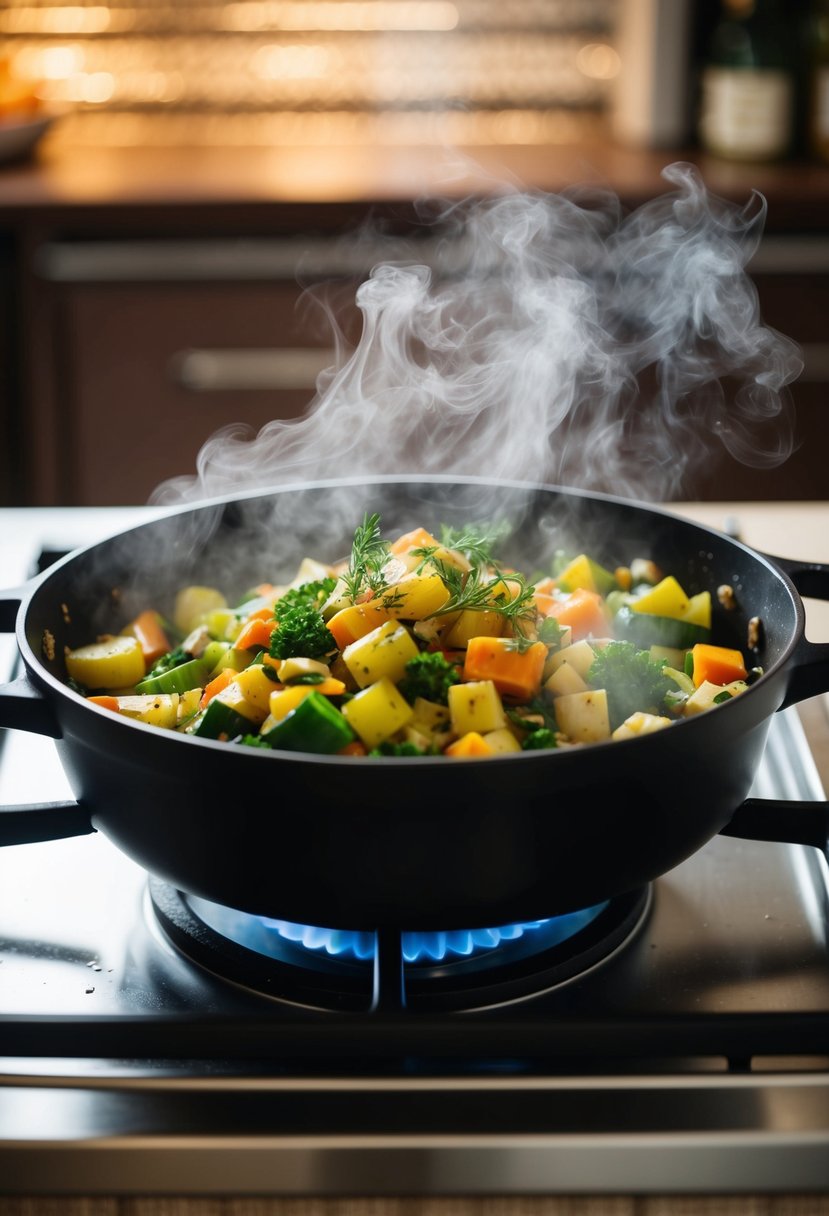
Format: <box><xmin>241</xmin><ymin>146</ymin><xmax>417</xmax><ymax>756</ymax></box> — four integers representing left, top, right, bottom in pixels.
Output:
<box><xmin>1</xmin><ymin>516</ymin><xmax>829</xmax><ymax>1197</ymax></box>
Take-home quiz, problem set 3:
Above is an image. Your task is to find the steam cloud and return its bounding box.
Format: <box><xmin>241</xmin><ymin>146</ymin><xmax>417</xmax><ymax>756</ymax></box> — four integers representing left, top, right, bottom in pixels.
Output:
<box><xmin>152</xmin><ymin>162</ymin><xmax>802</xmax><ymax>508</ymax></box>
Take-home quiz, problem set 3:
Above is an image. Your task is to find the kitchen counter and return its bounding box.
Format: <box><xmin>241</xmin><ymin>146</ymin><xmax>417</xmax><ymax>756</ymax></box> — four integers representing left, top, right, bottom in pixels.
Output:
<box><xmin>2</xmin><ymin>136</ymin><xmax>829</xmax><ymax>227</ymax></box>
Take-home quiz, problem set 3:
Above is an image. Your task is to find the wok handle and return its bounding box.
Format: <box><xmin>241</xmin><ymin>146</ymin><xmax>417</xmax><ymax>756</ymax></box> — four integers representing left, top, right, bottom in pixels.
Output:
<box><xmin>721</xmin><ymin>798</ymin><xmax>829</xmax><ymax>850</ymax></box>
<box><xmin>0</xmin><ymin>673</ymin><xmax>62</xmax><ymax>738</ymax></box>
<box><xmin>762</xmin><ymin>552</ymin><xmax>829</xmax><ymax>709</ymax></box>
<box><xmin>0</xmin><ymin>801</ymin><xmax>94</xmax><ymax>845</ymax></box>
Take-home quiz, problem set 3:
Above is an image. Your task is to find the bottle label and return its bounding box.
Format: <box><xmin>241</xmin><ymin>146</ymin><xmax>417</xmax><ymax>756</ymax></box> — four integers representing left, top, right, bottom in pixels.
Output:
<box><xmin>700</xmin><ymin>67</ymin><xmax>793</xmax><ymax>159</ymax></box>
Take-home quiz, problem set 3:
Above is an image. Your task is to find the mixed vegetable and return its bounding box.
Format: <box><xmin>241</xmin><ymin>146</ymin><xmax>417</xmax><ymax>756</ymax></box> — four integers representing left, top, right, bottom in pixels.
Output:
<box><xmin>64</xmin><ymin>515</ymin><xmax>758</xmax><ymax>758</ymax></box>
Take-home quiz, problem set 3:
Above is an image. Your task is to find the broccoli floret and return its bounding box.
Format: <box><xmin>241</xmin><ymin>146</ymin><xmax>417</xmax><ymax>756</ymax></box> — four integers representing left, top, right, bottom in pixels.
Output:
<box><xmin>587</xmin><ymin>640</ymin><xmax>675</xmax><ymax>731</ymax></box>
<box><xmin>269</xmin><ymin>579</ymin><xmax>338</xmax><ymax>662</ymax></box>
<box><xmin>238</xmin><ymin>733</ymin><xmax>272</xmax><ymax>749</ymax></box>
<box><xmin>276</xmin><ymin>577</ymin><xmax>337</xmax><ymax>617</ymax></box>
<box><xmin>270</xmin><ymin>602</ymin><xmax>335</xmax><ymax>662</ymax></box>
<box><xmin>398</xmin><ymin>651</ymin><xmax>460</xmax><ymax>706</ymax></box>
<box><xmin>521</xmin><ymin>728</ymin><xmax>558</xmax><ymax>751</ymax></box>
<box><xmin>148</xmin><ymin>645</ymin><xmax>189</xmax><ymax>676</ymax></box>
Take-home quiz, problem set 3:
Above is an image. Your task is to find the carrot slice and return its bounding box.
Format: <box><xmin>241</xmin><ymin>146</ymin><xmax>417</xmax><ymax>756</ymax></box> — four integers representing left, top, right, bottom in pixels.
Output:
<box><xmin>690</xmin><ymin>643</ymin><xmax>748</xmax><ymax>689</ymax></box>
<box><xmin>539</xmin><ymin>587</ymin><xmax>608</xmax><ymax>641</ymax></box>
<box><xmin>462</xmin><ymin>637</ymin><xmax>547</xmax><ymax>701</ymax></box>
<box><xmin>233</xmin><ymin>616</ymin><xmax>275</xmax><ymax>652</ymax></box>
<box><xmin>200</xmin><ymin>667</ymin><xmax>237</xmax><ymax>708</ymax></box>
<box><xmin>127</xmin><ymin>610</ymin><xmax>170</xmax><ymax>665</ymax></box>
<box><xmin>390</xmin><ymin>526</ymin><xmax>440</xmax><ymax>555</ymax></box>
<box><xmin>87</xmin><ymin>695</ymin><xmax>121</xmax><ymax>713</ymax></box>
<box><xmin>338</xmin><ymin>740</ymin><xmax>368</xmax><ymax>756</ymax></box>
<box><xmin>444</xmin><ymin>731</ymin><xmax>494</xmax><ymax>757</ymax></box>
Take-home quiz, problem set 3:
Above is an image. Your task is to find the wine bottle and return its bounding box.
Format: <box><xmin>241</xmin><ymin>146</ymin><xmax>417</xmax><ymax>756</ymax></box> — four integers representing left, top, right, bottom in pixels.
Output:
<box><xmin>698</xmin><ymin>0</ymin><xmax>796</xmax><ymax>160</ymax></box>
<box><xmin>809</xmin><ymin>0</ymin><xmax>829</xmax><ymax>160</ymax></box>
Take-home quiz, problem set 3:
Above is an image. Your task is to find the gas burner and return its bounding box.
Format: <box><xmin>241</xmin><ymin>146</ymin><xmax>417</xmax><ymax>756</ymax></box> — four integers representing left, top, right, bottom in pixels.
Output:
<box><xmin>149</xmin><ymin>880</ymin><xmax>651</xmax><ymax>1013</ymax></box>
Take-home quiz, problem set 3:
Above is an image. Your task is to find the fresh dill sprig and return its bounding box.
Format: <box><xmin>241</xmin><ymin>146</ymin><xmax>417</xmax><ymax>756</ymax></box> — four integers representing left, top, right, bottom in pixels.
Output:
<box><xmin>426</xmin><ymin>560</ymin><xmax>537</xmax><ymax>628</ymax></box>
<box><xmin>438</xmin><ymin>521</ymin><xmax>511</xmax><ymax>569</ymax></box>
<box><xmin>341</xmin><ymin>512</ymin><xmax>391</xmax><ymax>602</ymax></box>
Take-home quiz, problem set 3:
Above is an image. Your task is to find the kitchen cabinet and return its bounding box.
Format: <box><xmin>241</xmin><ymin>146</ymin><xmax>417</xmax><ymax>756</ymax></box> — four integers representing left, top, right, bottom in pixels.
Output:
<box><xmin>2</xmin><ymin>142</ymin><xmax>829</xmax><ymax>506</ymax></box>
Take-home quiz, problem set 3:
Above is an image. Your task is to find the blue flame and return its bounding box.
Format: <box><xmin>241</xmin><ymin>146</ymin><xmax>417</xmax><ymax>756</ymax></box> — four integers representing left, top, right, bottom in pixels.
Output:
<box><xmin>258</xmin><ymin>905</ymin><xmax>607</xmax><ymax>964</ymax></box>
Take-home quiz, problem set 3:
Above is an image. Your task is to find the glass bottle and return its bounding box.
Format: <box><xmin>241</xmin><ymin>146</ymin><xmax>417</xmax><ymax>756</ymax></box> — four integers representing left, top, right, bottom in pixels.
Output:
<box><xmin>698</xmin><ymin>0</ymin><xmax>797</xmax><ymax>160</ymax></box>
<box><xmin>809</xmin><ymin>0</ymin><xmax>829</xmax><ymax>161</ymax></box>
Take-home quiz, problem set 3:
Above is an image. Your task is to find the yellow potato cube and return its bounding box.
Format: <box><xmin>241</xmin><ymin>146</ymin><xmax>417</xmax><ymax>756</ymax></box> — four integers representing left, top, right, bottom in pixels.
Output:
<box><xmin>545</xmin><ymin>639</ymin><xmax>597</xmax><ymax>679</ymax></box>
<box><xmin>682</xmin><ymin>679</ymin><xmax>749</xmax><ymax>716</ymax></box>
<box><xmin>448</xmin><ymin>680</ymin><xmax>506</xmax><ymax>736</ymax></box>
<box><xmin>340</xmin><ymin>677</ymin><xmax>414</xmax><ymax>748</ymax></box>
<box><xmin>544</xmin><ymin>661</ymin><xmax>589</xmax><ymax>698</ymax></box>
<box><xmin>215</xmin><ymin>681</ymin><xmax>267</xmax><ymax>725</ymax></box>
<box><xmin>116</xmin><ymin>693</ymin><xmax>179</xmax><ymax>729</ymax></box>
<box><xmin>174</xmin><ymin>586</ymin><xmax>228</xmax><ymax>635</ymax></box>
<box><xmin>443</xmin><ymin>608</ymin><xmax>505</xmax><ymax>648</ymax></box>
<box><xmin>276</xmin><ymin>657</ymin><xmax>330</xmax><ymax>683</ymax></box>
<box><xmin>482</xmin><ymin>728</ymin><xmax>522</xmax><ymax>754</ymax></box>
<box><xmin>342</xmin><ymin>621</ymin><xmax>419</xmax><ymax>689</ymax></box>
<box><xmin>611</xmin><ymin>711</ymin><xmax>673</xmax><ymax>741</ymax></box>
<box><xmin>233</xmin><ymin>664</ymin><xmax>280</xmax><ymax>714</ymax></box>
<box><xmin>269</xmin><ymin>684</ymin><xmax>316</xmax><ymax>721</ymax></box>
<box><xmin>65</xmin><ymin>636</ymin><xmax>146</xmax><ymax>690</ymax></box>
<box><xmin>631</xmin><ymin>576</ymin><xmax>690</xmax><ymax>620</ymax></box>
<box><xmin>554</xmin><ymin>689</ymin><xmax>611</xmax><ymax>743</ymax></box>
<box><xmin>377</xmin><ymin>571</ymin><xmax>452</xmax><ymax>620</ymax></box>
<box><xmin>681</xmin><ymin>591</ymin><xmax>712</xmax><ymax>628</ymax></box>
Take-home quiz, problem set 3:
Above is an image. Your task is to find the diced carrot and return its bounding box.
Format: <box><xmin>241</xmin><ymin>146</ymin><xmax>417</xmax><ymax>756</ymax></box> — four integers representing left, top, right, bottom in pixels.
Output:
<box><xmin>254</xmin><ymin>583</ymin><xmax>278</xmax><ymax>598</ymax></box>
<box><xmin>390</xmin><ymin>526</ymin><xmax>440</xmax><ymax>556</ymax></box>
<box><xmin>540</xmin><ymin>587</ymin><xmax>608</xmax><ymax>641</ymax></box>
<box><xmin>338</xmin><ymin>740</ymin><xmax>368</xmax><ymax>756</ymax></box>
<box><xmin>690</xmin><ymin>643</ymin><xmax>748</xmax><ymax>689</ymax></box>
<box><xmin>533</xmin><ymin>592</ymin><xmax>558</xmax><ymax>615</ymax></box>
<box><xmin>534</xmin><ymin>577</ymin><xmax>557</xmax><ymax>597</ymax></box>
<box><xmin>462</xmin><ymin>637</ymin><xmax>548</xmax><ymax>701</ymax></box>
<box><xmin>233</xmin><ymin>616</ymin><xmax>275</xmax><ymax>652</ymax></box>
<box><xmin>444</xmin><ymin>731</ymin><xmax>494</xmax><ymax>757</ymax></box>
<box><xmin>126</xmin><ymin>610</ymin><xmax>170</xmax><ymax>665</ymax></box>
<box><xmin>315</xmin><ymin>677</ymin><xmax>347</xmax><ymax>696</ymax></box>
<box><xmin>244</xmin><ymin>604</ymin><xmax>276</xmax><ymax>623</ymax></box>
<box><xmin>326</xmin><ymin>602</ymin><xmax>391</xmax><ymax>650</ymax></box>
<box><xmin>87</xmin><ymin>695</ymin><xmax>121</xmax><ymax>713</ymax></box>
<box><xmin>200</xmin><ymin>667</ymin><xmax>237</xmax><ymax>708</ymax></box>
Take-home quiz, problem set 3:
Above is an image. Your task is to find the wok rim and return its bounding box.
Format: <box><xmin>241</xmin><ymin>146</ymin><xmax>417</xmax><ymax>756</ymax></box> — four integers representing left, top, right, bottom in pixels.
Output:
<box><xmin>14</xmin><ymin>473</ymin><xmax>806</xmax><ymax>767</ymax></box>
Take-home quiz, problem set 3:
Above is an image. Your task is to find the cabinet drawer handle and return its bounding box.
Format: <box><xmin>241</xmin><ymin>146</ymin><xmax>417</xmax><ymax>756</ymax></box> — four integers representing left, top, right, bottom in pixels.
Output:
<box><xmin>172</xmin><ymin>347</ymin><xmax>337</xmax><ymax>392</ymax></box>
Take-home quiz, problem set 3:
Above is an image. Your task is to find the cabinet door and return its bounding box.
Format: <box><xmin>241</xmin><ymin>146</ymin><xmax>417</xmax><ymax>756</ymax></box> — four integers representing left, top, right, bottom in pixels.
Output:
<box><xmin>61</xmin><ymin>279</ymin><xmax>359</xmax><ymax>505</ymax></box>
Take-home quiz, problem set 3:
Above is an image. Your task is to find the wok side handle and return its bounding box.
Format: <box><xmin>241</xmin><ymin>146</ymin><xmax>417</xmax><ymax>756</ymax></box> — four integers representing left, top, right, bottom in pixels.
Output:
<box><xmin>761</xmin><ymin>552</ymin><xmax>829</xmax><ymax>709</ymax></box>
<box><xmin>0</xmin><ymin>585</ymin><xmax>28</xmax><ymax>633</ymax></box>
<box><xmin>0</xmin><ymin>674</ymin><xmax>62</xmax><ymax>738</ymax></box>
<box><xmin>721</xmin><ymin>798</ymin><xmax>829</xmax><ymax>850</ymax></box>
<box><xmin>0</xmin><ymin>801</ymin><xmax>94</xmax><ymax>845</ymax></box>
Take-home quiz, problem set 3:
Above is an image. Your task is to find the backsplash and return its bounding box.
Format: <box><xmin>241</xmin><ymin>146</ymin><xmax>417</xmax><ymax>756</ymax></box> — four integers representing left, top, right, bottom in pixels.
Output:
<box><xmin>2</xmin><ymin>0</ymin><xmax>619</xmax><ymax>144</ymax></box>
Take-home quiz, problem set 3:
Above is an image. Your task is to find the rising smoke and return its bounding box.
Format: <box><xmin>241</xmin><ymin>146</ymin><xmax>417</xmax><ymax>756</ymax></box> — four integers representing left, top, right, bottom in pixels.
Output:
<box><xmin>151</xmin><ymin>162</ymin><xmax>802</xmax><ymax>508</ymax></box>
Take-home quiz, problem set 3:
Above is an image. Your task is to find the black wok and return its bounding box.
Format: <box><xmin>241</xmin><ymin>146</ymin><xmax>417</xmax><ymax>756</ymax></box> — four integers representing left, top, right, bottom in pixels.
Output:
<box><xmin>1</xmin><ymin>476</ymin><xmax>828</xmax><ymax>931</ymax></box>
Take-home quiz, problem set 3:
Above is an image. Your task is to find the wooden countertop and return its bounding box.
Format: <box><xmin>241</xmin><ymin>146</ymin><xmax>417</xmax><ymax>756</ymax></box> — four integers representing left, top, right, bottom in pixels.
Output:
<box><xmin>2</xmin><ymin>135</ymin><xmax>829</xmax><ymax>230</ymax></box>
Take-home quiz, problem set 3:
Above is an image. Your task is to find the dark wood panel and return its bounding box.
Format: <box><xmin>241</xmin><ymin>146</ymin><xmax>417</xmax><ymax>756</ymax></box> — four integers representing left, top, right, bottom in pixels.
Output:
<box><xmin>59</xmin><ymin>281</ymin><xmax>362</xmax><ymax>505</ymax></box>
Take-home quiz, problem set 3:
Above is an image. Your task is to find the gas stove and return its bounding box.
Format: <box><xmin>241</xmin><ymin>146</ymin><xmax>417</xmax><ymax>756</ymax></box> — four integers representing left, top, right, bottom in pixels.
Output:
<box><xmin>1</xmin><ymin>510</ymin><xmax>829</xmax><ymax>1197</ymax></box>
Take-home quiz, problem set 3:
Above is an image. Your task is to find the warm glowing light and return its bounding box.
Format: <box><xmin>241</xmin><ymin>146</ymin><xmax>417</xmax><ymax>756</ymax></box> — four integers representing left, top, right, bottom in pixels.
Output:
<box><xmin>252</xmin><ymin>43</ymin><xmax>331</xmax><ymax>80</ymax></box>
<box><xmin>15</xmin><ymin>45</ymin><xmax>86</xmax><ymax>80</ymax></box>
<box><xmin>64</xmin><ymin>70</ymin><xmax>115</xmax><ymax>104</ymax></box>
<box><xmin>1</xmin><ymin>5</ymin><xmax>112</xmax><ymax>34</ymax></box>
<box><xmin>222</xmin><ymin>0</ymin><xmax>459</xmax><ymax>32</ymax></box>
<box><xmin>576</xmin><ymin>41</ymin><xmax>620</xmax><ymax>81</ymax></box>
